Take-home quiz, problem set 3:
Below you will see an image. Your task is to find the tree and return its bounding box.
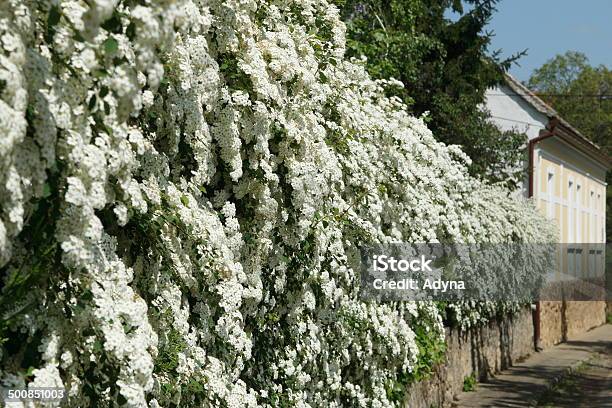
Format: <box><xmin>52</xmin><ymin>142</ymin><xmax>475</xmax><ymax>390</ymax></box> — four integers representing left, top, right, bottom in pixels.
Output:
<box><xmin>527</xmin><ymin>51</ymin><xmax>612</xmax><ymax>155</ymax></box>
<box><xmin>528</xmin><ymin>52</ymin><xmax>612</xmax><ymax>243</ymax></box>
<box><xmin>336</xmin><ymin>0</ymin><xmax>527</xmax><ymax>186</ymax></box>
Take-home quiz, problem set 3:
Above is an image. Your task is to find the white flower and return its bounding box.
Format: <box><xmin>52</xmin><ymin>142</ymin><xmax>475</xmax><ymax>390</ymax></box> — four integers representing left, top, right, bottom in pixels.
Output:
<box><xmin>0</xmin><ymin>0</ymin><xmax>556</xmax><ymax>407</ymax></box>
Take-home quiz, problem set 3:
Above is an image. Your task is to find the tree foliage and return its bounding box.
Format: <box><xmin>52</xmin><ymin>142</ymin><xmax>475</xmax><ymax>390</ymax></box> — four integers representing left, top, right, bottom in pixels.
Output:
<box><xmin>528</xmin><ymin>51</ymin><xmax>612</xmax><ymax>243</ymax></box>
<box><xmin>527</xmin><ymin>51</ymin><xmax>612</xmax><ymax>156</ymax></box>
<box><xmin>335</xmin><ymin>0</ymin><xmax>527</xmax><ymax>186</ymax></box>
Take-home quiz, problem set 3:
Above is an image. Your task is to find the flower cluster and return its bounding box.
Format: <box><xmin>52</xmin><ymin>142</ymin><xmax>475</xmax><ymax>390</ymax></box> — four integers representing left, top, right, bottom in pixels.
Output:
<box><xmin>0</xmin><ymin>1</ymin><xmax>555</xmax><ymax>407</ymax></box>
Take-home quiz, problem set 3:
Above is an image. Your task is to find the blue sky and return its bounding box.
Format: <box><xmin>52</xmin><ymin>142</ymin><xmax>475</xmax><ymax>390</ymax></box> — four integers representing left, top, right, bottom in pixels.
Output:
<box><xmin>450</xmin><ymin>0</ymin><xmax>612</xmax><ymax>82</ymax></box>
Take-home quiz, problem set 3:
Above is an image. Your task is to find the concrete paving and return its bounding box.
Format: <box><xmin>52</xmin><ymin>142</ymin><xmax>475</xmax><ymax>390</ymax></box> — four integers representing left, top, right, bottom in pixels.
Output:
<box><xmin>453</xmin><ymin>324</ymin><xmax>612</xmax><ymax>407</ymax></box>
<box><xmin>537</xmin><ymin>351</ymin><xmax>612</xmax><ymax>407</ymax></box>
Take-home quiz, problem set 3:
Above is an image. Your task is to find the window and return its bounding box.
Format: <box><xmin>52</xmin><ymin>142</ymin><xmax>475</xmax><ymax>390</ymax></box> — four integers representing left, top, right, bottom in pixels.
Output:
<box><xmin>589</xmin><ymin>248</ymin><xmax>595</xmax><ymax>278</ymax></box>
<box><xmin>576</xmin><ymin>184</ymin><xmax>581</xmax><ymax>243</ymax></box>
<box><xmin>567</xmin><ymin>247</ymin><xmax>575</xmax><ymax>276</ymax></box>
<box><xmin>589</xmin><ymin>191</ymin><xmax>596</xmax><ymax>277</ymax></box>
<box><xmin>568</xmin><ymin>180</ymin><xmax>574</xmax><ymax>242</ymax></box>
<box><xmin>598</xmin><ymin>194</ymin><xmax>603</xmax><ymax>241</ymax></box>
<box><xmin>547</xmin><ymin>172</ymin><xmax>555</xmax><ymax>219</ymax></box>
<box><xmin>590</xmin><ymin>191</ymin><xmax>596</xmax><ymax>243</ymax></box>
<box><xmin>596</xmin><ymin>248</ymin><xmax>603</xmax><ymax>274</ymax></box>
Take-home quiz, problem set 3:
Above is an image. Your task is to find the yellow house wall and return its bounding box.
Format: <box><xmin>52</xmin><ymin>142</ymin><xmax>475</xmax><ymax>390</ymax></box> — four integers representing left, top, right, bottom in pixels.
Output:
<box><xmin>536</xmin><ymin>155</ymin><xmax>606</xmax><ymax>244</ymax></box>
<box><xmin>533</xmin><ymin>139</ymin><xmax>607</xmax><ymax>347</ymax></box>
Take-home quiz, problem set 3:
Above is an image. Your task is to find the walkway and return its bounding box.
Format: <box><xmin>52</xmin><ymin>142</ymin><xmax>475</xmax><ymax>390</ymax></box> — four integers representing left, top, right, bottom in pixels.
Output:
<box><xmin>453</xmin><ymin>324</ymin><xmax>612</xmax><ymax>407</ymax></box>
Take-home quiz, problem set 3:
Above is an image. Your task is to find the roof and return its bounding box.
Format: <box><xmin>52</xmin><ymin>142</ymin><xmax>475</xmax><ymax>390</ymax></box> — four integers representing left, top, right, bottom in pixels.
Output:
<box><xmin>503</xmin><ymin>73</ymin><xmax>611</xmax><ymax>169</ymax></box>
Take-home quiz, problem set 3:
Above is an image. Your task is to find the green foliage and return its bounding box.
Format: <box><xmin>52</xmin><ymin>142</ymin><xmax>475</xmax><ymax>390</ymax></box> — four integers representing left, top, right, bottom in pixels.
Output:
<box><xmin>527</xmin><ymin>51</ymin><xmax>611</xmax><ymax>154</ymax></box>
<box><xmin>336</xmin><ymin>0</ymin><xmax>527</xmax><ymax>187</ymax></box>
<box><xmin>103</xmin><ymin>37</ymin><xmax>119</xmax><ymax>54</ymax></box>
<box><xmin>410</xmin><ymin>322</ymin><xmax>447</xmax><ymax>381</ymax></box>
<box><xmin>462</xmin><ymin>373</ymin><xmax>477</xmax><ymax>392</ymax></box>
<box><xmin>386</xmin><ymin>315</ymin><xmax>448</xmax><ymax>403</ymax></box>
<box><xmin>154</xmin><ymin>328</ymin><xmax>188</xmax><ymax>374</ymax></box>
<box><xmin>535</xmin><ymin>360</ymin><xmax>590</xmax><ymax>407</ymax></box>
<box><xmin>528</xmin><ymin>51</ymin><xmax>612</xmax><ymax>242</ymax></box>
<box><xmin>0</xmin><ymin>164</ymin><xmax>63</xmax><ymax>350</ymax></box>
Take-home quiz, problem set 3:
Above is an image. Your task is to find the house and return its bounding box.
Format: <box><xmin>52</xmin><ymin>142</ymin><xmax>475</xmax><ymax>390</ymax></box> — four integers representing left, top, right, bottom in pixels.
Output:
<box><xmin>485</xmin><ymin>74</ymin><xmax>610</xmax><ymax>348</ymax></box>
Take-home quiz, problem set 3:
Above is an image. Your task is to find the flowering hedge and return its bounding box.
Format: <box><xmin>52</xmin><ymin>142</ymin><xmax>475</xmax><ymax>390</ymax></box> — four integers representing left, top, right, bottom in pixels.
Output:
<box><xmin>0</xmin><ymin>1</ymin><xmax>555</xmax><ymax>407</ymax></box>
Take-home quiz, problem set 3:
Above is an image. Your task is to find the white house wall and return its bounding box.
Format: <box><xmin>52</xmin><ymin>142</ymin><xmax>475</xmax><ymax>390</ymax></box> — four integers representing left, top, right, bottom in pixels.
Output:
<box><xmin>485</xmin><ymin>84</ymin><xmax>548</xmax><ymax>141</ymax></box>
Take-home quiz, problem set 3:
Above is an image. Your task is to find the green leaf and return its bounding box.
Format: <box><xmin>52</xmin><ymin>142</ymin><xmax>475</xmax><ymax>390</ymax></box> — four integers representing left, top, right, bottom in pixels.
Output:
<box><xmin>25</xmin><ymin>366</ymin><xmax>36</xmax><ymax>377</ymax></box>
<box><xmin>88</xmin><ymin>94</ymin><xmax>97</xmax><ymax>110</ymax></box>
<box><xmin>126</xmin><ymin>22</ymin><xmax>136</xmax><ymax>40</ymax></box>
<box><xmin>92</xmin><ymin>68</ymin><xmax>108</xmax><ymax>78</ymax></box>
<box><xmin>101</xmin><ymin>13</ymin><xmax>122</xmax><ymax>33</ymax></box>
<box><xmin>73</xmin><ymin>31</ymin><xmax>85</xmax><ymax>42</ymax></box>
<box><xmin>48</xmin><ymin>5</ymin><xmax>61</xmax><ymax>27</ymax></box>
<box><xmin>45</xmin><ymin>5</ymin><xmax>61</xmax><ymax>42</ymax></box>
<box><xmin>103</xmin><ymin>37</ymin><xmax>119</xmax><ymax>54</ymax></box>
<box><xmin>42</xmin><ymin>183</ymin><xmax>52</xmax><ymax>198</ymax></box>
<box><xmin>180</xmin><ymin>195</ymin><xmax>189</xmax><ymax>206</ymax></box>
<box><xmin>99</xmin><ymin>86</ymin><xmax>109</xmax><ymax>98</ymax></box>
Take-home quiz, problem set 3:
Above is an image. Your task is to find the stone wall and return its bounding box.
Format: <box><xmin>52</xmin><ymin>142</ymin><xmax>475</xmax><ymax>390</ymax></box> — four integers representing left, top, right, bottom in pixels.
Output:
<box><xmin>401</xmin><ymin>301</ymin><xmax>606</xmax><ymax>407</ymax></box>
<box><xmin>539</xmin><ymin>300</ymin><xmax>606</xmax><ymax>347</ymax></box>
<box><xmin>566</xmin><ymin>301</ymin><xmax>606</xmax><ymax>339</ymax></box>
<box><xmin>539</xmin><ymin>301</ymin><xmax>564</xmax><ymax>347</ymax></box>
<box><xmin>403</xmin><ymin>306</ymin><xmax>534</xmax><ymax>408</ymax></box>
